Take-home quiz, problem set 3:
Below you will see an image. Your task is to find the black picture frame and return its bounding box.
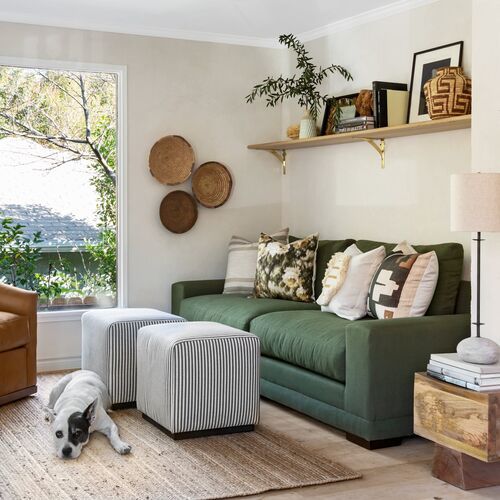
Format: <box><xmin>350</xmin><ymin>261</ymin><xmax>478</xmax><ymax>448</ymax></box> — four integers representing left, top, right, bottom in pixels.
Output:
<box><xmin>407</xmin><ymin>41</ymin><xmax>463</xmax><ymax>123</ymax></box>
<box><xmin>320</xmin><ymin>93</ymin><xmax>359</xmax><ymax>136</ymax></box>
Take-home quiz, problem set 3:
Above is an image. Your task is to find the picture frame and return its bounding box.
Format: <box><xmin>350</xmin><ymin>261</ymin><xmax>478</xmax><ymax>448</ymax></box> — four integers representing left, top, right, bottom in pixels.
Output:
<box><xmin>320</xmin><ymin>93</ymin><xmax>359</xmax><ymax>136</ymax></box>
<box><xmin>407</xmin><ymin>41</ymin><xmax>463</xmax><ymax>123</ymax></box>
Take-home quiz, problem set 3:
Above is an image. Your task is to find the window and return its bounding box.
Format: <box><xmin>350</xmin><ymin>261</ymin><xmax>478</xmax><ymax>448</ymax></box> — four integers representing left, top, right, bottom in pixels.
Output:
<box><xmin>0</xmin><ymin>62</ymin><xmax>124</xmax><ymax>311</ymax></box>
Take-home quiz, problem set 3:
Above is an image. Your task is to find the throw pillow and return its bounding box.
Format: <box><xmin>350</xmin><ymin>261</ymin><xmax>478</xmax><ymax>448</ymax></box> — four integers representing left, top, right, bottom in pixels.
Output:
<box><xmin>254</xmin><ymin>233</ymin><xmax>319</xmax><ymax>302</ymax></box>
<box><xmin>367</xmin><ymin>251</ymin><xmax>439</xmax><ymax>319</ymax></box>
<box><xmin>316</xmin><ymin>252</ymin><xmax>352</xmax><ymax>306</ymax></box>
<box><xmin>392</xmin><ymin>241</ymin><xmax>416</xmax><ymax>255</ymax></box>
<box><xmin>223</xmin><ymin>228</ymin><xmax>289</xmax><ymax>295</ymax></box>
<box><xmin>322</xmin><ymin>244</ymin><xmax>386</xmax><ymax>320</ymax></box>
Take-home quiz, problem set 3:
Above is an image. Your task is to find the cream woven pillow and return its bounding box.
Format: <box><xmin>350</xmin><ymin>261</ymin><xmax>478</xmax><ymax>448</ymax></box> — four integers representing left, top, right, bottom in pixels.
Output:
<box><xmin>223</xmin><ymin>228</ymin><xmax>289</xmax><ymax>295</ymax></box>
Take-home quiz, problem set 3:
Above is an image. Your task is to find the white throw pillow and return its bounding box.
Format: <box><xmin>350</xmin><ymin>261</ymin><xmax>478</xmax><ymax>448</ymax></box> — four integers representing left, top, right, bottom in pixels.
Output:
<box><xmin>393</xmin><ymin>241</ymin><xmax>417</xmax><ymax>255</ymax></box>
<box><xmin>322</xmin><ymin>244</ymin><xmax>386</xmax><ymax>320</ymax></box>
<box><xmin>223</xmin><ymin>228</ymin><xmax>289</xmax><ymax>295</ymax></box>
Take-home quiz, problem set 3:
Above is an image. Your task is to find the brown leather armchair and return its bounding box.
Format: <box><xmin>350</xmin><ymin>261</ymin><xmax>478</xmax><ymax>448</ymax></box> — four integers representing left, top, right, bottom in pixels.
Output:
<box><xmin>0</xmin><ymin>283</ymin><xmax>37</xmax><ymax>405</ymax></box>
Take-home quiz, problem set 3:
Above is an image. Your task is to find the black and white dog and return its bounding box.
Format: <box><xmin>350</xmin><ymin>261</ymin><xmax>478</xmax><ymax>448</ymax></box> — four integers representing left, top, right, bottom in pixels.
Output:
<box><xmin>45</xmin><ymin>370</ymin><xmax>131</xmax><ymax>459</ymax></box>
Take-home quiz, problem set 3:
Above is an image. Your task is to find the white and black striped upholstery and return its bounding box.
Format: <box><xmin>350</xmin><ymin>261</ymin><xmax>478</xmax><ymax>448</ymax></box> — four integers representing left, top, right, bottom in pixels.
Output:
<box><xmin>137</xmin><ymin>321</ymin><xmax>260</xmax><ymax>435</ymax></box>
<box><xmin>82</xmin><ymin>308</ymin><xmax>185</xmax><ymax>405</ymax></box>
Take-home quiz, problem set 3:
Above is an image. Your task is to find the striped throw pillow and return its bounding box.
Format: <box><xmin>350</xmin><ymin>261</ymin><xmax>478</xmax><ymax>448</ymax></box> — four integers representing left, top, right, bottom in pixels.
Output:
<box><xmin>223</xmin><ymin>228</ymin><xmax>289</xmax><ymax>295</ymax></box>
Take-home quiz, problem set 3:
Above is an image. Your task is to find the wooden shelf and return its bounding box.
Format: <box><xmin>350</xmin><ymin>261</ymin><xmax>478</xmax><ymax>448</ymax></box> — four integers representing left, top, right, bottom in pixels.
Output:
<box><xmin>247</xmin><ymin>115</ymin><xmax>471</xmax><ymax>151</ymax></box>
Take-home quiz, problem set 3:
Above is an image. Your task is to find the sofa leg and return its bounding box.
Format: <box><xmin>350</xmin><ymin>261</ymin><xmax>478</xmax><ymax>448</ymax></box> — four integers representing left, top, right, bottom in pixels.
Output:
<box><xmin>346</xmin><ymin>432</ymin><xmax>403</xmax><ymax>450</ymax></box>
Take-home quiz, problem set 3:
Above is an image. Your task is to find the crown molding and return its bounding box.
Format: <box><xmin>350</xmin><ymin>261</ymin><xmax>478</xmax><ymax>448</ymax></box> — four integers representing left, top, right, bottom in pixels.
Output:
<box><xmin>0</xmin><ymin>0</ymin><xmax>441</xmax><ymax>49</ymax></box>
<box><xmin>297</xmin><ymin>0</ymin><xmax>442</xmax><ymax>42</ymax></box>
<box><xmin>0</xmin><ymin>14</ymin><xmax>281</xmax><ymax>49</ymax></box>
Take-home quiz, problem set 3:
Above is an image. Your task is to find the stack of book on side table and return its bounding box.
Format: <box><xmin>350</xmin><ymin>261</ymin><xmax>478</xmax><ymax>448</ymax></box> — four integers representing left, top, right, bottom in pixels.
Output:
<box><xmin>334</xmin><ymin>116</ymin><xmax>374</xmax><ymax>133</ymax></box>
<box><xmin>427</xmin><ymin>353</ymin><xmax>500</xmax><ymax>392</ymax></box>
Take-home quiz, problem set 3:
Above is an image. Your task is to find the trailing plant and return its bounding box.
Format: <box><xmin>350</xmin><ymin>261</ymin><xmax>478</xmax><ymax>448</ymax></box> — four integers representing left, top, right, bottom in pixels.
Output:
<box><xmin>246</xmin><ymin>34</ymin><xmax>353</xmax><ymax>122</ymax></box>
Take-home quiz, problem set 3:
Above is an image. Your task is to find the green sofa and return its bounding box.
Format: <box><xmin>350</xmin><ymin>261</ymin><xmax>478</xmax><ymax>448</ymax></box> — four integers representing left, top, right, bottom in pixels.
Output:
<box><xmin>171</xmin><ymin>239</ymin><xmax>470</xmax><ymax>448</ymax></box>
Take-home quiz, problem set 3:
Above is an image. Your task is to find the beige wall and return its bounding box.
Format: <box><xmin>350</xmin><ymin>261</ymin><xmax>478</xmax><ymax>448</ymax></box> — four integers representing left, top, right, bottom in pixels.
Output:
<box><xmin>281</xmin><ymin>0</ymin><xmax>472</xmax><ymax>277</ymax></box>
<box><xmin>471</xmin><ymin>0</ymin><xmax>500</xmax><ymax>343</ymax></box>
<box><xmin>0</xmin><ymin>22</ymin><xmax>283</xmax><ymax>369</ymax></box>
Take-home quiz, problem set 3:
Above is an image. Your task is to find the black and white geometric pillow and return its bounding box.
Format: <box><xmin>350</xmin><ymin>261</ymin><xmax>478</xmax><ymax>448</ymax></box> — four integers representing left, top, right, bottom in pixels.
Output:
<box><xmin>367</xmin><ymin>251</ymin><xmax>439</xmax><ymax>319</ymax></box>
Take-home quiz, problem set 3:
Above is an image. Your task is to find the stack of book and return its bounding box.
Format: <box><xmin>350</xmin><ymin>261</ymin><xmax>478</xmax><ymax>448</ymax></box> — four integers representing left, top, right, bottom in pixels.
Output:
<box><xmin>334</xmin><ymin>116</ymin><xmax>374</xmax><ymax>134</ymax></box>
<box><xmin>427</xmin><ymin>353</ymin><xmax>500</xmax><ymax>392</ymax></box>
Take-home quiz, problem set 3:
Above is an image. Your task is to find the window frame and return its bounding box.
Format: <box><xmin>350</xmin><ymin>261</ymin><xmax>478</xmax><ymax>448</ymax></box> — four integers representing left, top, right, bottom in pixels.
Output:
<box><xmin>0</xmin><ymin>56</ymin><xmax>128</xmax><ymax>322</ymax></box>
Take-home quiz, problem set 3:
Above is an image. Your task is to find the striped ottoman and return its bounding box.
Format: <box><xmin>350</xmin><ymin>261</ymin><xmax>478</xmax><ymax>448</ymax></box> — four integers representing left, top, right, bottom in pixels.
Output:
<box><xmin>137</xmin><ymin>321</ymin><xmax>260</xmax><ymax>439</ymax></box>
<box><xmin>81</xmin><ymin>308</ymin><xmax>184</xmax><ymax>408</ymax></box>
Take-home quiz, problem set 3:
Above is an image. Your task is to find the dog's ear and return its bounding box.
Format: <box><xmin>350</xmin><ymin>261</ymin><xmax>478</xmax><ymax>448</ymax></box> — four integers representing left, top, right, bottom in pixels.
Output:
<box><xmin>83</xmin><ymin>399</ymin><xmax>98</xmax><ymax>426</ymax></box>
<box><xmin>44</xmin><ymin>407</ymin><xmax>56</xmax><ymax>423</ymax></box>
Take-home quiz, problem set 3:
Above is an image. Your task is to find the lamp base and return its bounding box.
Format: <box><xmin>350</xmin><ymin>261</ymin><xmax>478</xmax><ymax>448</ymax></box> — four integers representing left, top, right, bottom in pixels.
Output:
<box><xmin>457</xmin><ymin>337</ymin><xmax>500</xmax><ymax>365</ymax></box>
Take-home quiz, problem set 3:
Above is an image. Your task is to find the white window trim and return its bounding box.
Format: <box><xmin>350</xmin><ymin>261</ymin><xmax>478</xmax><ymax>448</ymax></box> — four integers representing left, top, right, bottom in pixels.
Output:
<box><xmin>0</xmin><ymin>56</ymin><xmax>128</xmax><ymax>319</ymax></box>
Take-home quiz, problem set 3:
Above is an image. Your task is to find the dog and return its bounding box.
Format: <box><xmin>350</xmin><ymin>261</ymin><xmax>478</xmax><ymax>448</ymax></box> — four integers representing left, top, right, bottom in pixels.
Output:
<box><xmin>45</xmin><ymin>370</ymin><xmax>131</xmax><ymax>459</ymax></box>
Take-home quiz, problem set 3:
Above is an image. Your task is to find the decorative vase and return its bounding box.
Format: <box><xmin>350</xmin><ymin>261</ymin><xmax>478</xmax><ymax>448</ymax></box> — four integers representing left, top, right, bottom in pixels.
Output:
<box><xmin>299</xmin><ymin>110</ymin><xmax>317</xmax><ymax>139</ymax></box>
<box><xmin>423</xmin><ymin>66</ymin><xmax>471</xmax><ymax>120</ymax></box>
<box><xmin>286</xmin><ymin>123</ymin><xmax>300</xmax><ymax>140</ymax></box>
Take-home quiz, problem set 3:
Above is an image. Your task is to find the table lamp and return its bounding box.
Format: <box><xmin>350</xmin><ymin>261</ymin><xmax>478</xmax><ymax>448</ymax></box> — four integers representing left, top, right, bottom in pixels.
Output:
<box><xmin>451</xmin><ymin>172</ymin><xmax>500</xmax><ymax>364</ymax></box>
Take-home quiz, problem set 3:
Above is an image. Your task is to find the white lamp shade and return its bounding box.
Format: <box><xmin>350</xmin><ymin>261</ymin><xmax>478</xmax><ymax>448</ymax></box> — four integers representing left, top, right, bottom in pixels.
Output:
<box><xmin>451</xmin><ymin>173</ymin><xmax>500</xmax><ymax>232</ymax></box>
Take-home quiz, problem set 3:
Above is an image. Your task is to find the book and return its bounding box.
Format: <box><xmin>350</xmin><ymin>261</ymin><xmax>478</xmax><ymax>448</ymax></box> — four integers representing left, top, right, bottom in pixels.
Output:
<box><xmin>429</xmin><ymin>359</ymin><xmax>500</xmax><ymax>380</ymax></box>
<box><xmin>378</xmin><ymin>89</ymin><xmax>409</xmax><ymax>127</ymax></box>
<box><xmin>427</xmin><ymin>363</ymin><xmax>500</xmax><ymax>386</ymax></box>
<box><xmin>427</xmin><ymin>369</ymin><xmax>500</xmax><ymax>392</ymax></box>
<box><xmin>334</xmin><ymin>124</ymin><xmax>375</xmax><ymax>133</ymax></box>
<box><xmin>430</xmin><ymin>353</ymin><xmax>500</xmax><ymax>375</ymax></box>
<box><xmin>372</xmin><ymin>81</ymin><xmax>408</xmax><ymax>128</ymax></box>
<box><xmin>339</xmin><ymin>116</ymin><xmax>374</xmax><ymax>125</ymax></box>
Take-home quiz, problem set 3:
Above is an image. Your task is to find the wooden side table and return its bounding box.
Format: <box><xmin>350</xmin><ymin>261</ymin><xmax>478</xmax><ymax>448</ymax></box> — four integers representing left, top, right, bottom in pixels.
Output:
<box><xmin>414</xmin><ymin>372</ymin><xmax>500</xmax><ymax>490</ymax></box>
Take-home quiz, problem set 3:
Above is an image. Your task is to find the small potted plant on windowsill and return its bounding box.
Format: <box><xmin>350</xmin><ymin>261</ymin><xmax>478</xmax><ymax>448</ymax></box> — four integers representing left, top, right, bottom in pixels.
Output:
<box><xmin>246</xmin><ymin>34</ymin><xmax>353</xmax><ymax>139</ymax></box>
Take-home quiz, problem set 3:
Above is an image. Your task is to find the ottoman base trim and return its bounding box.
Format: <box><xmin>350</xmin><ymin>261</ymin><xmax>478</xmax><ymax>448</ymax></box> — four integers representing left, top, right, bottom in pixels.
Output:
<box><xmin>142</xmin><ymin>413</ymin><xmax>254</xmax><ymax>440</ymax></box>
<box><xmin>111</xmin><ymin>401</ymin><xmax>137</xmax><ymax>410</ymax></box>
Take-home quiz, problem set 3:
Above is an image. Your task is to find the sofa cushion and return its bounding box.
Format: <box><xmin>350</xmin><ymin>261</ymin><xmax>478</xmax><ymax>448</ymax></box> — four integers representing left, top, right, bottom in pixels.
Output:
<box><xmin>356</xmin><ymin>240</ymin><xmax>463</xmax><ymax>316</ymax></box>
<box><xmin>179</xmin><ymin>294</ymin><xmax>319</xmax><ymax>331</ymax></box>
<box><xmin>250</xmin><ymin>310</ymin><xmax>371</xmax><ymax>382</ymax></box>
<box><xmin>0</xmin><ymin>312</ymin><xmax>29</xmax><ymax>352</ymax></box>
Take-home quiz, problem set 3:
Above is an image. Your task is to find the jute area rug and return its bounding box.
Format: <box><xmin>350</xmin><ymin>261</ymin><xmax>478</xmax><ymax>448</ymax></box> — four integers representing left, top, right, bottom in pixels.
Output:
<box><xmin>0</xmin><ymin>373</ymin><xmax>361</xmax><ymax>499</ymax></box>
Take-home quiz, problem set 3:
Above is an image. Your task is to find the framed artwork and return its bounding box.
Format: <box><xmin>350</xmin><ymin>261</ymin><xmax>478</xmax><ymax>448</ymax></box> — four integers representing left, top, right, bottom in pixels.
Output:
<box><xmin>407</xmin><ymin>41</ymin><xmax>463</xmax><ymax>123</ymax></box>
<box><xmin>320</xmin><ymin>93</ymin><xmax>359</xmax><ymax>135</ymax></box>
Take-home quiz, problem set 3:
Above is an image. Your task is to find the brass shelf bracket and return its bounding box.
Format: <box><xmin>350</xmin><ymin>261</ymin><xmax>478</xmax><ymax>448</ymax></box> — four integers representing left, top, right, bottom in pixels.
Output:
<box><xmin>361</xmin><ymin>138</ymin><xmax>385</xmax><ymax>169</ymax></box>
<box><xmin>269</xmin><ymin>149</ymin><xmax>287</xmax><ymax>175</ymax></box>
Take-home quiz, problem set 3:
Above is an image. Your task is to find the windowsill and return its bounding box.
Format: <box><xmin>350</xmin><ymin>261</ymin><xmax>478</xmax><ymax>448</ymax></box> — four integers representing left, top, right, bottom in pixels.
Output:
<box><xmin>38</xmin><ymin>309</ymin><xmax>87</xmax><ymax>323</ymax></box>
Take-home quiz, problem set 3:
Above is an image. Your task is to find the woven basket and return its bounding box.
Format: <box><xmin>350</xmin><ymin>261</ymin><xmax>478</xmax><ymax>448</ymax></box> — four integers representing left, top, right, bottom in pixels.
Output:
<box><xmin>423</xmin><ymin>67</ymin><xmax>471</xmax><ymax>119</ymax></box>
<box><xmin>149</xmin><ymin>136</ymin><xmax>195</xmax><ymax>185</ymax></box>
<box><xmin>192</xmin><ymin>162</ymin><xmax>232</xmax><ymax>208</ymax></box>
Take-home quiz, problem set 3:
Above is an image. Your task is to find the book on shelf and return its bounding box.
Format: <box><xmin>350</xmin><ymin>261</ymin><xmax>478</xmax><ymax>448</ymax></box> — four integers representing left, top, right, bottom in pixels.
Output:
<box><xmin>334</xmin><ymin>124</ymin><xmax>375</xmax><ymax>133</ymax></box>
<box><xmin>338</xmin><ymin>116</ymin><xmax>374</xmax><ymax>126</ymax></box>
<box><xmin>377</xmin><ymin>89</ymin><xmax>409</xmax><ymax>127</ymax></box>
<box><xmin>372</xmin><ymin>81</ymin><xmax>407</xmax><ymax>128</ymax></box>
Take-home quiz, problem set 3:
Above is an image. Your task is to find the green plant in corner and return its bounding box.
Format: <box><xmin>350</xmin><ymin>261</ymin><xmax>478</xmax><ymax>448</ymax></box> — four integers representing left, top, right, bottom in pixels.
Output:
<box><xmin>246</xmin><ymin>34</ymin><xmax>353</xmax><ymax>124</ymax></box>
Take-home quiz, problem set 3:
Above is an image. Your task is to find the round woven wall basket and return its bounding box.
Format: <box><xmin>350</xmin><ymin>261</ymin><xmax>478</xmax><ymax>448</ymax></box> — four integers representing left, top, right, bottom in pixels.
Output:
<box><xmin>159</xmin><ymin>190</ymin><xmax>198</xmax><ymax>233</ymax></box>
<box><xmin>149</xmin><ymin>135</ymin><xmax>195</xmax><ymax>185</ymax></box>
<box><xmin>192</xmin><ymin>162</ymin><xmax>233</xmax><ymax>208</ymax></box>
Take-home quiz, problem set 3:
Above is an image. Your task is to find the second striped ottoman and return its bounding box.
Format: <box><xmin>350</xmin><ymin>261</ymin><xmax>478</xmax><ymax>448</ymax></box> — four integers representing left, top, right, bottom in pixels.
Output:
<box><xmin>137</xmin><ymin>321</ymin><xmax>260</xmax><ymax>439</ymax></box>
<box><xmin>81</xmin><ymin>308</ymin><xmax>185</xmax><ymax>408</ymax></box>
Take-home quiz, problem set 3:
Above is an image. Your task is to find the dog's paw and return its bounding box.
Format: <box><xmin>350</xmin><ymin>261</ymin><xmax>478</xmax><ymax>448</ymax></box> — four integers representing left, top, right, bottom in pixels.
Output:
<box><xmin>115</xmin><ymin>442</ymin><xmax>132</xmax><ymax>455</ymax></box>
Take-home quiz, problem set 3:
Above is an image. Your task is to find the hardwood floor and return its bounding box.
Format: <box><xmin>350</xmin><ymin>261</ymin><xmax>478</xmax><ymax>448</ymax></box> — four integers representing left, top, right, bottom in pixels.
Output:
<box><xmin>246</xmin><ymin>399</ymin><xmax>500</xmax><ymax>499</ymax></box>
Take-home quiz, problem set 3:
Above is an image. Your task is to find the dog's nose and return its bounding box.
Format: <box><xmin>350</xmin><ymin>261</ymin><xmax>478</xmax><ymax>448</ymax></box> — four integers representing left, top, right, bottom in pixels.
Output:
<box><xmin>62</xmin><ymin>446</ymin><xmax>72</xmax><ymax>457</ymax></box>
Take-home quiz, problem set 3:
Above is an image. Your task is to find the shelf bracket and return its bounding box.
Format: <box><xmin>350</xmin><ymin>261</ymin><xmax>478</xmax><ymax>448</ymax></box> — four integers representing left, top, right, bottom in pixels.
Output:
<box><xmin>362</xmin><ymin>138</ymin><xmax>385</xmax><ymax>169</ymax></box>
<box><xmin>269</xmin><ymin>149</ymin><xmax>287</xmax><ymax>175</ymax></box>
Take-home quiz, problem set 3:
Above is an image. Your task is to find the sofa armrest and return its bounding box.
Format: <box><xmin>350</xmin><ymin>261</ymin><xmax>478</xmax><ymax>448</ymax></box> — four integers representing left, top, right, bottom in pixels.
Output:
<box><xmin>344</xmin><ymin>313</ymin><xmax>470</xmax><ymax>422</ymax></box>
<box><xmin>171</xmin><ymin>279</ymin><xmax>225</xmax><ymax>315</ymax></box>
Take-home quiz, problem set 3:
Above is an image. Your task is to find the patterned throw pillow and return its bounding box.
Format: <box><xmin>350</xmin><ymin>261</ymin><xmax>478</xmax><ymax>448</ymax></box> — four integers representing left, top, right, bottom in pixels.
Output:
<box><xmin>316</xmin><ymin>252</ymin><xmax>352</xmax><ymax>306</ymax></box>
<box><xmin>223</xmin><ymin>228</ymin><xmax>289</xmax><ymax>295</ymax></box>
<box><xmin>367</xmin><ymin>251</ymin><xmax>439</xmax><ymax>319</ymax></box>
<box><xmin>254</xmin><ymin>233</ymin><xmax>319</xmax><ymax>302</ymax></box>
